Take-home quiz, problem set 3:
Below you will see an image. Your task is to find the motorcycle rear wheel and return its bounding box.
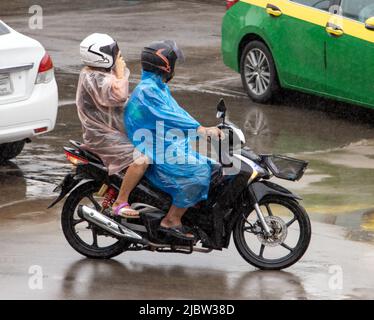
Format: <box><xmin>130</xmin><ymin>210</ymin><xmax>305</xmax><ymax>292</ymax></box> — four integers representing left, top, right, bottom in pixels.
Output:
<box><xmin>234</xmin><ymin>196</ymin><xmax>311</xmax><ymax>270</ymax></box>
<box><xmin>61</xmin><ymin>182</ymin><xmax>128</xmax><ymax>259</ymax></box>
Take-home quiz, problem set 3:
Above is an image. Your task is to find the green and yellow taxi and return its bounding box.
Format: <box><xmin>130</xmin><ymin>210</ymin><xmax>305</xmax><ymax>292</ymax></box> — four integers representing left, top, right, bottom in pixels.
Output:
<box><xmin>222</xmin><ymin>0</ymin><xmax>374</xmax><ymax>108</ymax></box>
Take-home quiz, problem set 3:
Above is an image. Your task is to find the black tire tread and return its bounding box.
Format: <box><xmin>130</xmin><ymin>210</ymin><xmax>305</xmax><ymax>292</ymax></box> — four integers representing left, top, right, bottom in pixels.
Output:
<box><xmin>234</xmin><ymin>196</ymin><xmax>311</xmax><ymax>270</ymax></box>
<box><xmin>0</xmin><ymin>140</ymin><xmax>25</xmax><ymax>162</ymax></box>
<box><xmin>61</xmin><ymin>182</ymin><xmax>126</xmax><ymax>259</ymax></box>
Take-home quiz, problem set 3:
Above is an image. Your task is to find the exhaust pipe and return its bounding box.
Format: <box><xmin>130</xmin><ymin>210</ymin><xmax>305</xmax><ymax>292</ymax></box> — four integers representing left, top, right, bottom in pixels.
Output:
<box><xmin>78</xmin><ymin>205</ymin><xmax>148</xmax><ymax>245</ymax></box>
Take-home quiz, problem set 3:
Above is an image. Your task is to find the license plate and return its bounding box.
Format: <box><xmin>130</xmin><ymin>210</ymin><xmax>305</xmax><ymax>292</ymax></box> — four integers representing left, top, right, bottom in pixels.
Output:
<box><xmin>0</xmin><ymin>74</ymin><xmax>12</xmax><ymax>96</ymax></box>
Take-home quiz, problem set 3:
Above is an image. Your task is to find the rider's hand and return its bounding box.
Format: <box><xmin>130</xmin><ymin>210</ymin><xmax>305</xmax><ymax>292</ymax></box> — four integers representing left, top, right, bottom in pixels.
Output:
<box><xmin>207</xmin><ymin>127</ymin><xmax>225</xmax><ymax>140</ymax></box>
<box><xmin>198</xmin><ymin>126</ymin><xmax>225</xmax><ymax>140</ymax></box>
<box><xmin>114</xmin><ymin>53</ymin><xmax>126</xmax><ymax>79</ymax></box>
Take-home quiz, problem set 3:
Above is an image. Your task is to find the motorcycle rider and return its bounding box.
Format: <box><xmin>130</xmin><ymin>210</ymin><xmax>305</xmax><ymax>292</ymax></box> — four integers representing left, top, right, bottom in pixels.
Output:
<box><xmin>125</xmin><ymin>40</ymin><xmax>223</xmax><ymax>240</ymax></box>
<box><xmin>77</xmin><ymin>33</ymin><xmax>148</xmax><ymax>218</ymax></box>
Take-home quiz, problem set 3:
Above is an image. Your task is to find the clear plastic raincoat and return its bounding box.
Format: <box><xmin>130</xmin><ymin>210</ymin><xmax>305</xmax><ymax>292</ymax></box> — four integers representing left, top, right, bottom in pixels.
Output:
<box><xmin>76</xmin><ymin>66</ymin><xmax>135</xmax><ymax>175</ymax></box>
<box><xmin>125</xmin><ymin>71</ymin><xmax>213</xmax><ymax>208</ymax></box>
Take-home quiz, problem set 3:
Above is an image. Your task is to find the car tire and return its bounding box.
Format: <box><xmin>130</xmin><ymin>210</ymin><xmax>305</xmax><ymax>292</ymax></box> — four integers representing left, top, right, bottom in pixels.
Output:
<box><xmin>240</xmin><ymin>41</ymin><xmax>279</xmax><ymax>103</ymax></box>
<box><xmin>0</xmin><ymin>140</ymin><xmax>25</xmax><ymax>163</ymax></box>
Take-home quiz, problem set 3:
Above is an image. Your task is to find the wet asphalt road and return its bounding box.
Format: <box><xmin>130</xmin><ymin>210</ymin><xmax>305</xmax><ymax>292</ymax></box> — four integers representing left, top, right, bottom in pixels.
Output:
<box><xmin>1</xmin><ymin>0</ymin><xmax>374</xmax><ymax>299</ymax></box>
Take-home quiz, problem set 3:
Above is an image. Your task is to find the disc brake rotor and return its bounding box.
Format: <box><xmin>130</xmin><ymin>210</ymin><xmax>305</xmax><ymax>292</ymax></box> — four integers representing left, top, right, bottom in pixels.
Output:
<box><xmin>257</xmin><ymin>216</ymin><xmax>288</xmax><ymax>247</ymax></box>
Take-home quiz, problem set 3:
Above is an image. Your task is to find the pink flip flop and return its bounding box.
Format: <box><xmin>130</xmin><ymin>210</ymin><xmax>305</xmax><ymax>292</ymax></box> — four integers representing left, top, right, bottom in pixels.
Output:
<box><xmin>113</xmin><ymin>202</ymin><xmax>140</xmax><ymax>219</ymax></box>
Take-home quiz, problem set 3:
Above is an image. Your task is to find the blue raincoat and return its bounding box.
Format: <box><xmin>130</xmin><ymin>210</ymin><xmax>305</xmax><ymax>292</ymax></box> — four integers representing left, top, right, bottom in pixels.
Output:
<box><xmin>125</xmin><ymin>71</ymin><xmax>213</xmax><ymax>208</ymax></box>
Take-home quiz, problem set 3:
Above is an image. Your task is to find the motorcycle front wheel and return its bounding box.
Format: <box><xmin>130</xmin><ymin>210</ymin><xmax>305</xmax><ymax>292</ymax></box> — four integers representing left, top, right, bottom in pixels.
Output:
<box><xmin>61</xmin><ymin>182</ymin><xmax>128</xmax><ymax>259</ymax></box>
<box><xmin>233</xmin><ymin>196</ymin><xmax>311</xmax><ymax>270</ymax></box>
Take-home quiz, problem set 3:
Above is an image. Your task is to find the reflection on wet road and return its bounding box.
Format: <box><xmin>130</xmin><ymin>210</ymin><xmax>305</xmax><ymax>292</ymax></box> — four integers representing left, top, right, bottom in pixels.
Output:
<box><xmin>60</xmin><ymin>259</ymin><xmax>308</xmax><ymax>300</ymax></box>
<box><xmin>1</xmin><ymin>200</ymin><xmax>374</xmax><ymax>299</ymax></box>
<box><xmin>1</xmin><ymin>0</ymin><xmax>374</xmax><ymax>300</ymax></box>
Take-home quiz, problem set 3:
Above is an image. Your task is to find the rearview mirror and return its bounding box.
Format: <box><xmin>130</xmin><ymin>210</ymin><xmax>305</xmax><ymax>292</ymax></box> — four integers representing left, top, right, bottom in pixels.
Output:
<box><xmin>365</xmin><ymin>17</ymin><xmax>374</xmax><ymax>31</ymax></box>
<box><xmin>217</xmin><ymin>98</ymin><xmax>227</xmax><ymax>112</ymax></box>
<box><xmin>216</xmin><ymin>98</ymin><xmax>227</xmax><ymax>119</ymax></box>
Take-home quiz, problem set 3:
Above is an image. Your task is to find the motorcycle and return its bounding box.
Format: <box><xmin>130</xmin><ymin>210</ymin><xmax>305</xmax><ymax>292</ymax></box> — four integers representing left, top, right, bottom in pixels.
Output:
<box><xmin>49</xmin><ymin>99</ymin><xmax>311</xmax><ymax>270</ymax></box>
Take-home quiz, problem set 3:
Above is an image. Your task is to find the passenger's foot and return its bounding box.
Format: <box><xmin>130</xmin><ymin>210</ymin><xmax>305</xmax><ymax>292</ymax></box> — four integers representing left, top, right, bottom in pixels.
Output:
<box><xmin>112</xmin><ymin>202</ymin><xmax>140</xmax><ymax>219</ymax></box>
<box><xmin>159</xmin><ymin>223</ymin><xmax>195</xmax><ymax>240</ymax></box>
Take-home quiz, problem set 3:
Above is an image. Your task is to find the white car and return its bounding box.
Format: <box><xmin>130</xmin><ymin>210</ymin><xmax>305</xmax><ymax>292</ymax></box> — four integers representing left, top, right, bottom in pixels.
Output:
<box><xmin>0</xmin><ymin>20</ymin><xmax>58</xmax><ymax>162</ymax></box>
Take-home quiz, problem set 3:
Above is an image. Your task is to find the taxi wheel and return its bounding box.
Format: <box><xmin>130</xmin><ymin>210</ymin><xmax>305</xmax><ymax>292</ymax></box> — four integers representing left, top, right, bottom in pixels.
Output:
<box><xmin>240</xmin><ymin>41</ymin><xmax>279</xmax><ymax>103</ymax></box>
<box><xmin>0</xmin><ymin>140</ymin><xmax>25</xmax><ymax>163</ymax></box>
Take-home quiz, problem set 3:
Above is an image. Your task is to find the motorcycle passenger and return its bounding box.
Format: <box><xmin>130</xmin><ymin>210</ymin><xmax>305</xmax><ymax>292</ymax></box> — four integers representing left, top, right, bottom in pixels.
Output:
<box><xmin>77</xmin><ymin>33</ymin><xmax>148</xmax><ymax>218</ymax></box>
<box><xmin>125</xmin><ymin>40</ymin><xmax>223</xmax><ymax>240</ymax></box>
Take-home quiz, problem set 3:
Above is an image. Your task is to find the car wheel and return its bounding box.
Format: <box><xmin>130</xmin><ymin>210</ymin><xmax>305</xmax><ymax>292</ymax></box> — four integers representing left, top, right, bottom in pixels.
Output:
<box><xmin>240</xmin><ymin>41</ymin><xmax>279</xmax><ymax>103</ymax></box>
<box><xmin>0</xmin><ymin>140</ymin><xmax>25</xmax><ymax>163</ymax></box>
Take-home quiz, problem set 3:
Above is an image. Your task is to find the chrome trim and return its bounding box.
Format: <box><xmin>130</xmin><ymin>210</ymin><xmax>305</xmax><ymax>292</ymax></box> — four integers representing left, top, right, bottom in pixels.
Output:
<box><xmin>254</xmin><ymin>203</ymin><xmax>272</xmax><ymax>236</ymax></box>
<box><xmin>79</xmin><ymin>205</ymin><xmax>145</xmax><ymax>242</ymax></box>
<box><xmin>0</xmin><ymin>63</ymin><xmax>34</xmax><ymax>74</ymax></box>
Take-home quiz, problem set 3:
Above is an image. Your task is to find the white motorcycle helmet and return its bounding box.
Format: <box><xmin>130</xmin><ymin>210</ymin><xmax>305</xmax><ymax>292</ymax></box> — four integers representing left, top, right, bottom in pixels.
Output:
<box><xmin>80</xmin><ymin>33</ymin><xmax>119</xmax><ymax>69</ymax></box>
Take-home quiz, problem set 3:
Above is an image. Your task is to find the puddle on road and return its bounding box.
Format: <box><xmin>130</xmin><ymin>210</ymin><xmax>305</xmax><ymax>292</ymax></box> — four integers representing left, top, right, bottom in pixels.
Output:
<box><xmin>1</xmin><ymin>72</ymin><xmax>374</xmax><ymax>244</ymax></box>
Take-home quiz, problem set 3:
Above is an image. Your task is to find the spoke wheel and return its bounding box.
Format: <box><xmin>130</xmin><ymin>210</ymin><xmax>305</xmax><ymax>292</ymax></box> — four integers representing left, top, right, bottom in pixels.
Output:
<box><xmin>61</xmin><ymin>182</ymin><xmax>128</xmax><ymax>259</ymax></box>
<box><xmin>234</xmin><ymin>196</ymin><xmax>311</xmax><ymax>270</ymax></box>
<box><xmin>244</xmin><ymin>49</ymin><xmax>270</xmax><ymax>96</ymax></box>
<box><xmin>240</xmin><ymin>40</ymin><xmax>279</xmax><ymax>103</ymax></box>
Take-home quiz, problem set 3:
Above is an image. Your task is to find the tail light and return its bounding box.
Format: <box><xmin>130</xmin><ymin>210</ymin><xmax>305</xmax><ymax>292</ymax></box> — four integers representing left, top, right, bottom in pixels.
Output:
<box><xmin>226</xmin><ymin>0</ymin><xmax>239</xmax><ymax>10</ymax></box>
<box><xmin>36</xmin><ymin>52</ymin><xmax>54</xmax><ymax>84</ymax></box>
<box><xmin>64</xmin><ymin>150</ymin><xmax>89</xmax><ymax>166</ymax></box>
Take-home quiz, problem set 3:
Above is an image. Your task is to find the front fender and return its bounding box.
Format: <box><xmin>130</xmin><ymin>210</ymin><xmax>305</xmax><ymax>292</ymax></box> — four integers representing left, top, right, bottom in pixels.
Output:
<box><xmin>250</xmin><ymin>181</ymin><xmax>302</xmax><ymax>203</ymax></box>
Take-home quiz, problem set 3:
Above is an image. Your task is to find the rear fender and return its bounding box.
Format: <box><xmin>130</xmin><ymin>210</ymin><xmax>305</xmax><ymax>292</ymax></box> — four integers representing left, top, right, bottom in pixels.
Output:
<box><xmin>48</xmin><ymin>174</ymin><xmax>90</xmax><ymax>208</ymax></box>
<box><xmin>47</xmin><ymin>163</ymin><xmax>107</xmax><ymax>209</ymax></box>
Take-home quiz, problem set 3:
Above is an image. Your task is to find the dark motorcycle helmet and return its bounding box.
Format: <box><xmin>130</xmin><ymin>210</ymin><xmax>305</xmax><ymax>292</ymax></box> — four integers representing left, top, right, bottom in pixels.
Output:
<box><xmin>141</xmin><ymin>40</ymin><xmax>185</xmax><ymax>82</ymax></box>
